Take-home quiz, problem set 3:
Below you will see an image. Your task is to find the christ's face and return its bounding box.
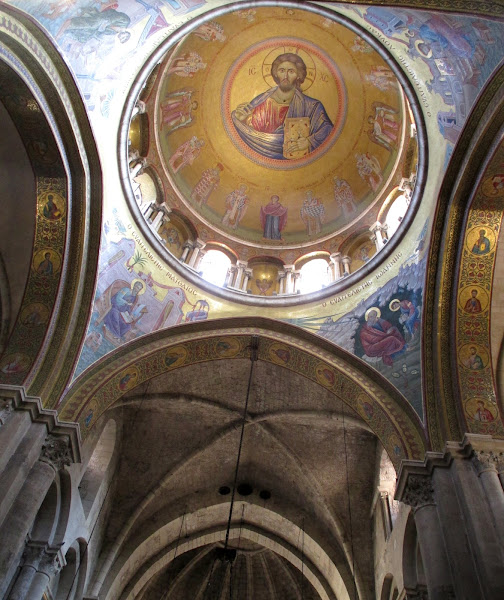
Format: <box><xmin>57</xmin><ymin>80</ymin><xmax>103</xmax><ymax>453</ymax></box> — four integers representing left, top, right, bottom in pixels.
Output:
<box><xmin>276</xmin><ymin>61</ymin><xmax>299</xmax><ymax>91</ymax></box>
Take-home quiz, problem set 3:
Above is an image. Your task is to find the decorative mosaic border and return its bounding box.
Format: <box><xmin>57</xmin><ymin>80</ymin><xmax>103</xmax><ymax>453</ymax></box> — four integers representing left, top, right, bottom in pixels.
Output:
<box><xmin>0</xmin><ymin>57</ymin><xmax>67</xmax><ymax>388</ymax></box>
<box><xmin>423</xmin><ymin>65</ymin><xmax>504</xmax><ymax>449</ymax></box>
<box><xmin>0</xmin><ymin>5</ymin><xmax>103</xmax><ymax>403</ymax></box>
<box><xmin>456</xmin><ymin>141</ymin><xmax>504</xmax><ymax>435</ymax></box>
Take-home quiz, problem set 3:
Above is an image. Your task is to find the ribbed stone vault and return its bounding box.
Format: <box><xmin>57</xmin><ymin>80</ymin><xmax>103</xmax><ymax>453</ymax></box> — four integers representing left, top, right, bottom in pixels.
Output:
<box><xmin>92</xmin><ymin>358</ymin><xmax>382</xmax><ymax>600</ymax></box>
<box><xmin>138</xmin><ymin>541</ymin><xmax>321</xmax><ymax>599</ymax></box>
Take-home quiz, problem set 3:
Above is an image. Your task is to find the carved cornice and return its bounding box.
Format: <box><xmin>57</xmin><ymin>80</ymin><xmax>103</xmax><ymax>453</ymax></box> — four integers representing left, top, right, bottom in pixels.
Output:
<box><xmin>395</xmin><ymin>450</ymin><xmax>450</xmax><ymax>501</ymax></box>
<box><xmin>453</xmin><ymin>433</ymin><xmax>504</xmax><ymax>474</ymax></box>
<box><xmin>397</xmin><ymin>434</ymin><xmax>504</xmax><ymax>499</ymax></box>
<box><xmin>0</xmin><ymin>385</ymin><xmax>81</xmax><ymax>464</ymax></box>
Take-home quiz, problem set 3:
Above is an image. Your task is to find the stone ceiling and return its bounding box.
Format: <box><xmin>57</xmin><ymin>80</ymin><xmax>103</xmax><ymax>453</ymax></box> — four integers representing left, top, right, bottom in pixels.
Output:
<box><xmin>97</xmin><ymin>358</ymin><xmax>380</xmax><ymax>599</ymax></box>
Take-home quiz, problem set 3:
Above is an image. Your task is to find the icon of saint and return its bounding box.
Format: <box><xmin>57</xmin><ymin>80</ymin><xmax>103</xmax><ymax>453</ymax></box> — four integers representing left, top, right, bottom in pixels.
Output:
<box><xmin>300</xmin><ymin>190</ymin><xmax>325</xmax><ymax>235</ymax></box>
<box><xmin>463</xmin><ymin>289</ymin><xmax>482</xmax><ymax>314</ymax></box>
<box><xmin>222</xmin><ymin>184</ymin><xmax>249</xmax><ymax>229</ymax></box>
<box><xmin>37</xmin><ymin>252</ymin><xmax>54</xmax><ymax>275</ymax></box>
<box><xmin>260</xmin><ymin>195</ymin><xmax>288</xmax><ymax>240</ymax></box>
<box><xmin>471</xmin><ymin>229</ymin><xmax>491</xmax><ymax>255</ymax></box>
<box><xmin>473</xmin><ymin>400</ymin><xmax>494</xmax><ymax>422</ymax></box>
<box><xmin>231</xmin><ymin>53</ymin><xmax>333</xmax><ymax>160</ymax></box>
<box><xmin>464</xmin><ymin>347</ymin><xmax>484</xmax><ymax>370</ymax></box>
<box><xmin>42</xmin><ymin>194</ymin><xmax>62</xmax><ymax>220</ymax></box>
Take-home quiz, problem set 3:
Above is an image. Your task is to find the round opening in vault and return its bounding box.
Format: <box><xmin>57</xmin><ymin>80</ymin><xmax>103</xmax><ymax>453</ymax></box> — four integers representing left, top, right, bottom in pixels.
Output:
<box><xmin>122</xmin><ymin>1</ymin><xmax>426</xmax><ymax>306</ymax></box>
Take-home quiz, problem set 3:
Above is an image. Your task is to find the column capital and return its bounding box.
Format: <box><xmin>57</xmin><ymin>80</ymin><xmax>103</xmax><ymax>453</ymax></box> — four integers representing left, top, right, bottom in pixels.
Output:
<box><xmin>194</xmin><ymin>238</ymin><xmax>206</xmax><ymax>250</ymax></box>
<box><xmin>38</xmin><ymin>548</ymin><xmax>65</xmax><ymax>578</ymax></box>
<box><xmin>23</xmin><ymin>543</ymin><xmax>65</xmax><ymax>574</ymax></box>
<box><xmin>472</xmin><ymin>450</ymin><xmax>503</xmax><ymax>475</ymax></box>
<box><xmin>341</xmin><ymin>255</ymin><xmax>352</xmax><ymax>265</ymax></box>
<box><xmin>236</xmin><ymin>259</ymin><xmax>248</xmax><ymax>269</ymax></box>
<box><xmin>158</xmin><ymin>202</ymin><xmax>172</xmax><ymax>216</ymax></box>
<box><xmin>40</xmin><ymin>434</ymin><xmax>73</xmax><ymax>472</ymax></box>
<box><xmin>128</xmin><ymin>148</ymin><xmax>140</xmax><ymax>162</ymax></box>
<box><xmin>446</xmin><ymin>433</ymin><xmax>504</xmax><ymax>462</ymax></box>
<box><xmin>135</xmin><ymin>99</ymin><xmax>146</xmax><ymax>114</ymax></box>
<box><xmin>401</xmin><ymin>474</ymin><xmax>435</xmax><ymax>509</ymax></box>
<box><xmin>329</xmin><ymin>252</ymin><xmax>342</xmax><ymax>264</ymax></box>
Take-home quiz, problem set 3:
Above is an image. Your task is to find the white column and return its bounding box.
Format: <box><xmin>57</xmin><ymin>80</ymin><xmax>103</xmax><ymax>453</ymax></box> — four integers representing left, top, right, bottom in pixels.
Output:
<box><xmin>143</xmin><ymin>202</ymin><xmax>156</xmax><ymax>221</ymax></box>
<box><xmin>278</xmin><ymin>271</ymin><xmax>287</xmax><ymax>295</ymax></box>
<box><xmin>399</xmin><ymin>176</ymin><xmax>415</xmax><ymax>204</ymax></box>
<box><xmin>233</xmin><ymin>260</ymin><xmax>247</xmax><ymax>290</ymax></box>
<box><xmin>283</xmin><ymin>265</ymin><xmax>295</xmax><ymax>294</ymax></box>
<box><xmin>188</xmin><ymin>239</ymin><xmax>206</xmax><ymax>268</ymax></box>
<box><xmin>130</xmin><ymin>158</ymin><xmax>146</xmax><ymax>179</ymax></box>
<box><xmin>224</xmin><ymin>265</ymin><xmax>237</xmax><ymax>288</ymax></box>
<box><xmin>241</xmin><ymin>268</ymin><xmax>253</xmax><ymax>292</ymax></box>
<box><xmin>292</xmin><ymin>271</ymin><xmax>301</xmax><ymax>294</ymax></box>
<box><xmin>370</xmin><ymin>222</ymin><xmax>388</xmax><ymax>251</ymax></box>
<box><xmin>151</xmin><ymin>203</ymin><xmax>171</xmax><ymax>234</ymax></box>
<box><xmin>180</xmin><ymin>242</ymin><xmax>193</xmax><ymax>264</ymax></box>
<box><xmin>341</xmin><ymin>255</ymin><xmax>352</xmax><ymax>276</ymax></box>
<box><xmin>194</xmin><ymin>249</ymin><xmax>206</xmax><ymax>271</ymax></box>
<box><xmin>330</xmin><ymin>252</ymin><xmax>342</xmax><ymax>281</ymax></box>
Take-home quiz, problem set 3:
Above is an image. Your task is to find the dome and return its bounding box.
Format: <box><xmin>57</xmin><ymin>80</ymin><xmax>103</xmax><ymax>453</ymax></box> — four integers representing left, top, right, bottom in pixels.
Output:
<box><xmin>126</xmin><ymin>4</ymin><xmax>422</xmax><ymax>301</ymax></box>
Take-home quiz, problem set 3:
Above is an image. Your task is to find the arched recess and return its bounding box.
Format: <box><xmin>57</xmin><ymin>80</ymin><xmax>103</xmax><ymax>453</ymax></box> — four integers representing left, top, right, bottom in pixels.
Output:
<box><xmin>424</xmin><ymin>62</ymin><xmax>504</xmax><ymax>448</ymax></box>
<box><xmin>402</xmin><ymin>512</ymin><xmax>427</xmax><ymax>597</ymax></box>
<box><xmin>30</xmin><ymin>479</ymin><xmax>60</xmax><ymax>546</ymax></box>
<box><xmin>79</xmin><ymin>418</ymin><xmax>117</xmax><ymax>520</ymax></box>
<box><xmin>28</xmin><ymin>467</ymin><xmax>72</xmax><ymax>549</ymax></box>
<box><xmin>0</xmin><ymin>4</ymin><xmax>102</xmax><ymax>405</ymax></box>
<box><xmin>54</xmin><ymin>538</ymin><xmax>87</xmax><ymax>600</ymax></box>
<box><xmin>380</xmin><ymin>574</ymin><xmax>393</xmax><ymax>600</ymax></box>
<box><xmin>97</xmin><ymin>502</ymin><xmax>348</xmax><ymax>600</ymax></box>
<box><xmin>59</xmin><ymin>317</ymin><xmax>427</xmax><ymax>467</ymax></box>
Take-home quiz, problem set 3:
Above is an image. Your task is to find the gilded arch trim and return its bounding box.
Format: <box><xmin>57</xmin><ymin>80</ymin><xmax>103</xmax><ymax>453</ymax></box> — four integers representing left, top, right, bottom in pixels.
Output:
<box><xmin>60</xmin><ymin>317</ymin><xmax>427</xmax><ymax>468</ymax></box>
